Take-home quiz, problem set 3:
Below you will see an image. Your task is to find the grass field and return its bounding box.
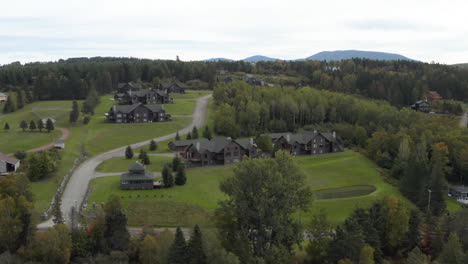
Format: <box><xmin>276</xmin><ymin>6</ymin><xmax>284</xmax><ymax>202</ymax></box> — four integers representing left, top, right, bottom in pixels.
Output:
<box><xmin>170</xmin><ymin>90</ymin><xmax>212</xmax><ymax>100</ymax></box>
<box><xmin>96</xmin><ymin>156</ymin><xmax>173</xmax><ymax>173</ymax></box>
<box><xmin>88</xmin><ymin>150</ymin><xmax>408</xmax><ymax>227</ymax></box>
<box><xmin>164</xmin><ymin>99</ymin><xmax>196</xmax><ymax>116</ymax></box>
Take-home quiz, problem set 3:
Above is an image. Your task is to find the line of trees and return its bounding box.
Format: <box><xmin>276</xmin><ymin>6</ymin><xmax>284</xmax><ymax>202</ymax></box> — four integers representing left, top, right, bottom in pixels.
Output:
<box><xmin>19</xmin><ymin>118</ymin><xmax>54</xmax><ymax>132</ymax></box>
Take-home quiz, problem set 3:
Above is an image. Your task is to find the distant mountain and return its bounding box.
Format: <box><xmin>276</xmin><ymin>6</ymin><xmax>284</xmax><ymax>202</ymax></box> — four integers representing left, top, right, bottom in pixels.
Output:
<box><xmin>204</xmin><ymin>58</ymin><xmax>234</xmax><ymax>62</ymax></box>
<box><xmin>304</xmin><ymin>50</ymin><xmax>413</xmax><ymax>61</ymax></box>
<box><xmin>242</xmin><ymin>55</ymin><xmax>279</xmax><ymax>62</ymax></box>
<box><xmin>453</xmin><ymin>63</ymin><xmax>468</xmax><ymax>69</ymax></box>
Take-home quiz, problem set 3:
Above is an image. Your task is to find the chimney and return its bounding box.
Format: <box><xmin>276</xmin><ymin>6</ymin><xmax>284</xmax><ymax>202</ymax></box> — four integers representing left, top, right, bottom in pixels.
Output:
<box><xmin>333</xmin><ymin>131</ymin><xmax>336</xmax><ymax>139</ymax></box>
<box><xmin>196</xmin><ymin>141</ymin><xmax>200</xmax><ymax>151</ymax></box>
<box><xmin>286</xmin><ymin>134</ymin><xmax>290</xmax><ymax>143</ymax></box>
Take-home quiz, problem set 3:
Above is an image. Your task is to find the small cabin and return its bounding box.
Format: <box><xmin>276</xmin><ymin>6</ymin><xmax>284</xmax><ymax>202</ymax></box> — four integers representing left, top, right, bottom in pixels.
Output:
<box><xmin>0</xmin><ymin>152</ymin><xmax>20</xmax><ymax>175</ymax></box>
<box><xmin>411</xmin><ymin>100</ymin><xmax>431</xmax><ymax>113</ymax></box>
<box><xmin>54</xmin><ymin>140</ymin><xmax>65</xmax><ymax>149</ymax></box>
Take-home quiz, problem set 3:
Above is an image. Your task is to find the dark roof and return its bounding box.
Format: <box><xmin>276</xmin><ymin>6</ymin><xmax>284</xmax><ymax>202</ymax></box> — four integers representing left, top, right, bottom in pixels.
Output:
<box><xmin>118</xmin><ymin>82</ymin><xmax>142</xmax><ymax>90</ymax></box>
<box><xmin>450</xmin><ymin>185</ymin><xmax>468</xmax><ymax>194</ymax></box>
<box><xmin>121</xmin><ymin>162</ymin><xmax>153</xmax><ymax>181</ymax></box>
<box><xmin>130</xmin><ymin>89</ymin><xmax>152</xmax><ymax>97</ymax></box>
<box><xmin>0</xmin><ymin>152</ymin><xmax>20</xmax><ymax>165</ymax></box>
<box><xmin>110</xmin><ymin>104</ymin><xmax>164</xmax><ymax>114</ymax></box>
<box><xmin>415</xmin><ymin>100</ymin><xmax>429</xmax><ymax>104</ymax></box>
<box><xmin>186</xmin><ymin>137</ymin><xmax>251</xmax><ymax>153</ymax></box>
<box><xmin>269</xmin><ymin>131</ymin><xmax>337</xmax><ymax>144</ymax></box>
<box><xmin>235</xmin><ymin>138</ymin><xmax>256</xmax><ymax>150</ymax></box>
<box><xmin>170</xmin><ymin>138</ymin><xmax>210</xmax><ymax>147</ymax></box>
<box><xmin>154</xmin><ymin>90</ymin><xmax>167</xmax><ymax>97</ymax></box>
<box><xmin>160</xmin><ymin>82</ymin><xmax>186</xmax><ymax>89</ymax></box>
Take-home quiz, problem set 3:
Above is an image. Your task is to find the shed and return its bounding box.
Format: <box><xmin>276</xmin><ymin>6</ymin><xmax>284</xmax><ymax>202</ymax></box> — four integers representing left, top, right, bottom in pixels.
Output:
<box><xmin>449</xmin><ymin>185</ymin><xmax>468</xmax><ymax>203</ymax></box>
<box><xmin>54</xmin><ymin>140</ymin><xmax>65</xmax><ymax>149</ymax></box>
<box><xmin>0</xmin><ymin>152</ymin><xmax>20</xmax><ymax>174</ymax></box>
<box><xmin>120</xmin><ymin>162</ymin><xmax>154</xmax><ymax>190</ymax></box>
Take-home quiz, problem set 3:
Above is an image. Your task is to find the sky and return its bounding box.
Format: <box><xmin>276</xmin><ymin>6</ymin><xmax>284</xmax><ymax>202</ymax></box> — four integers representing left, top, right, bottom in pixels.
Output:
<box><xmin>0</xmin><ymin>0</ymin><xmax>467</xmax><ymax>65</ymax></box>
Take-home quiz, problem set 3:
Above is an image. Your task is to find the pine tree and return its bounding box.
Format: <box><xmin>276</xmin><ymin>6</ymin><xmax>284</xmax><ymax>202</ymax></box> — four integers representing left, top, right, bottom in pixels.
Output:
<box><xmin>149</xmin><ymin>140</ymin><xmax>157</xmax><ymax>151</ymax></box>
<box><xmin>437</xmin><ymin>233</ymin><xmax>465</xmax><ymax>264</ymax></box>
<box><xmin>172</xmin><ymin>156</ymin><xmax>181</xmax><ymax>171</ymax></box>
<box><xmin>37</xmin><ymin>119</ymin><xmax>44</xmax><ymax>132</ymax></box>
<box><xmin>104</xmin><ymin>196</ymin><xmax>130</xmax><ymax>251</ymax></box>
<box><xmin>186</xmin><ymin>133</ymin><xmax>192</xmax><ymax>140</ymax></box>
<box><xmin>20</xmin><ymin>120</ymin><xmax>28</xmax><ymax>132</ymax></box>
<box><xmin>125</xmin><ymin>146</ymin><xmax>134</xmax><ymax>159</ymax></box>
<box><xmin>186</xmin><ymin>225</ymin><xmax>206</xmax><ymax>264</ymax></box>
<box><xmin>140</xmin><ymin>150</ymin><xmax>150</xmax><ymax>165</ymax></box>
<box><xmin>192</xmin><ymin>126</ymin><xmax>199</xmax><ymax>139</ymax></box>
<box><xmin>175</xmin><ymin>166</ymin><xmax>187</xmax><ymax>186</ymax></box>
<box><xmin>3</xmin><ymin>96</ymin><xmax>16</xmax><ymax>113</ymax></box>
<box><xmin>428</xmin><ymin>142</ymin><xmax>450</xmax><ymax>215</ymax></box>
<box><xmin>4</xmin><ymin>122</ymin><xmax>9</xmax><ymax>131</ymax></box>
<box><xmin>168</xmin><ymin>227</ymin><xmax>187</xmax><ymax>264</ymax></box>
<box><xmin>162</xmin><ymin>165</ymin><xmax>174</xmax><ymax>188</ymax></box>
<box><xmin>29</xmin><ymin>120</ymin><xmax>36</xmax><ymax>131</ymax></box>
<box><xmin>202</xmin><ymin>126</ymin><xmax>212</xmax><ymax>140</ymax></box>
<box><xmin>46</xmin><ymin>118</ymin><xmax>55</xmax><ymax>132</ymax></box>
<box><xmin>69</xmin><ymin>100</ymin><xmax>79</xmax><ymax>123</ymax></box>
<box><xmin>175</xmin><ymin>131</ymin><xmax>180</xmax><ymax>140</ymax></box>
<box><xmin>52</xmin><ymin>198</ymin><xmax>64</xmax><ymax>225</ymax></box>
<box><xmin>16</xmin><ymin>90</ymin><xmax>24</xmax><ymax>109</ymax></box>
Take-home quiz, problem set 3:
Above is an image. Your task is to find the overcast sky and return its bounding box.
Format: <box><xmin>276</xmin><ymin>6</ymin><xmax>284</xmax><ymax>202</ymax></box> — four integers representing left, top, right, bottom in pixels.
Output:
<box><xmin>0</xmin><ymin>0</ymin><xmax>467</xmax><ymax>65</ymax></box>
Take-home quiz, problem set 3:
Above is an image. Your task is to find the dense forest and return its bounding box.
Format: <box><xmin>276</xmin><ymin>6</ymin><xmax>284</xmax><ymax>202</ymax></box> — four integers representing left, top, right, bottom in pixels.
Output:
<box><xmin>1</xmin><ymin>57</ymin><xmax>468</xmax><ymax>107</ymax></box>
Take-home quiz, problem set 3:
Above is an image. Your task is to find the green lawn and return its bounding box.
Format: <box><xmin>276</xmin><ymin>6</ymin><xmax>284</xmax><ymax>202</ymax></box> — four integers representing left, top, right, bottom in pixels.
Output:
<box><xmin>88</xmin><ymin>150</ymin><xmax>408</xmax><ymax>227</ymax></box>
<box><xmin>164</xmin><ymin>99</ymin><xmax>196</xmax><ymax>116</ymax></box>
<box><xmin>96</xmin><ymin>156</ymin><xmax>173</xmax><ymax>173</ymax></box>
<box><xmin>0</xmin><ymin>100</ymin><xmax>73</xmax><ymax>154</ymax></box>
<box><xmin>170</xmin><ymin>90</ymin><xmax>211</xmax><ymax>100</ymax></box>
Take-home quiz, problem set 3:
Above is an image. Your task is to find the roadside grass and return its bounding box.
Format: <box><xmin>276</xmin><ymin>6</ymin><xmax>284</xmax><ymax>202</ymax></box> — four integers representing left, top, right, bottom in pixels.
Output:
<box><xmin>88</xmin><ymin>150</ymin><xmax>407</xmax><ymax>227</ymax></box>
<box><xmin>170</xmin><ymin>90</ymin><xmax>211</xmax><ymax>100</ymax></box>
<box><xmin>96</xmin><ymin>156</ymin><xmax>173</xmax><ymax>173</ymax></box>
<box><xmin>164</xmin><ymin>99</ymin><xmax>196</xmax><ymax>116</ymax></box>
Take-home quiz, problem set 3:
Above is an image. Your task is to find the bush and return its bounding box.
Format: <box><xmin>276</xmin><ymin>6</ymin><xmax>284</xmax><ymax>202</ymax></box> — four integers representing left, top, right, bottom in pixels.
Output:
<box><xmin>14</xmin><ymin>150</ymin><xmax>27</xmax><ymax>160</ymax></box>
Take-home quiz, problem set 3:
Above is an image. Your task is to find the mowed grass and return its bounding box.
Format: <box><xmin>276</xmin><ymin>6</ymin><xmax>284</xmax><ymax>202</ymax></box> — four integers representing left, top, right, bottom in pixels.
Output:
<box><xmin>170</xmin><ymin>90</ymin><xmax>211</xmax><ymax>99</ymax></box>
<box><xmin>0</xmin><ymin>100</ymin><xmax>72</xmax><ymax>154</ymax></box>
<box><xmin>88</xmin><ymin>150</ymin><xmax>406</xmax><ymax>227</ymax></box>
<box><xmin>96</xmin><ymin>156</ymin><xmax>173</xmax><ymax>173</ymax></box>
<box><xmin>164</xmin><ymin>99</ymin><xmax>196</xmax><ymax>116</ymax></box>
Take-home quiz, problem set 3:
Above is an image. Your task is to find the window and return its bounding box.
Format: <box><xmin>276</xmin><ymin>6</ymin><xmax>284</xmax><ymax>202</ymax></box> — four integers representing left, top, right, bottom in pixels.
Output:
<box><xmin>117</xmin><ymin>114</ymin><xmax>122</xmax><ymax>117</ymax></box>
<box><xmin>225</xmin><ymin>152</ymin><xmax>231</xmax><ymax>157</ymax></box>
<box><xmin>314</xmin><ymin>139</ymin><xmax>316</xmax><ymax>142</ymax></box>
<box><xmin>234</xmin><ymin>152</ymin><xmax>239</xmax><ymax>156</ymax></box>
<box><xmin>160</xmin><ymin>113</ymin><xmax>164</xmax><ymax>116</ymax></box>
<box><xmin>143</xmin><ymin>113</ymin><xmax>147</xmax><ymax>117</ymax></box>
<box><xmin>313</xmin><ymin>144</ymin><xmax>316</xmax><ymax>148</ymax></box>
<box><xmin>136</xmin><ymin>113</ymin><xmax>140</xmax><ymax>117</ymax></box>
<box><xmin>204</xmin><ymin>154</ymin><xmax>208</xmax><ymax>158</ymax></box>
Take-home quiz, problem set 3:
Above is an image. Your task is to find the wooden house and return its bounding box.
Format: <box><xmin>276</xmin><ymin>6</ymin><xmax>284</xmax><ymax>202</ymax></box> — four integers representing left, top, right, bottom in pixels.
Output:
<box><xmin>120</xmin><ymin>162</ymin><xmax>154</xmax><ymax>190</ymax></box>
<box><xmin>270</xmin><ymin>131</ymin><xmax>343</xmax><ymax>155</ymax></box>
<box><xmin>159</xmin><ymin>82</ymin><xmax>186</xmax><ymax>94</ymax></box>
<box><xmin>411</xmin><ymin>100</ymin><xmax>431</xmax><ymax>113</ymax></box>
<box><xmin>106</xmin><ymin>103</ymin><xmax>170</xmax><ymax>123</ymax></box>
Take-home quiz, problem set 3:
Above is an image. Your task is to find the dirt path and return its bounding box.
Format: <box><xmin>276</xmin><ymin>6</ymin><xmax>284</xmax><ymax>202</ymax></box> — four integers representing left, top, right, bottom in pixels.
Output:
<box><xmin>38</xmin><ymin>94</ymin><xmax>212</xmax><ymax>229</ymax></box>
<box><xmin>26</xmin><ymin>127</ymin><xmax>70</xmax><ymax>153</ymax></box>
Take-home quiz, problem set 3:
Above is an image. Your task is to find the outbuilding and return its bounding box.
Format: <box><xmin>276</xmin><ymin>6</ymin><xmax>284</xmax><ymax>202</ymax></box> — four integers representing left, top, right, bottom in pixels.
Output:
<box><xmin>0</xmin><ymin>152</ymin><xmax>20</xmax><ymax>174</ymax></box>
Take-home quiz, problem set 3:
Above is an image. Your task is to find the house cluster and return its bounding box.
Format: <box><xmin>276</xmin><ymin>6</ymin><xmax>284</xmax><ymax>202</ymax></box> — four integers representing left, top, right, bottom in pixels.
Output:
<box><xmin>107</xmin><ymin>81</ymin><xmax>184</xmax><ymax>123</ymax></box>
<box><xmin>168</xmin><ymin>131</ymin><xmax>343</xmax><ymax>167</ymax></box>
<box><xmin>411</xmin><ymin>90</ymin><xmax>443</xmax><ymax>113</ymax></box>
<box><xmin>0</xmin><ymin>152</ymin><xmax>20</xmax><ymax>175</ymax></box>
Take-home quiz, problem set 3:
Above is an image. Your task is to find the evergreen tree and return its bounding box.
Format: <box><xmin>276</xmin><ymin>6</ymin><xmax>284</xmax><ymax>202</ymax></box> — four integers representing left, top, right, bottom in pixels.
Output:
<box><xmin>125</xmin><ymin>146</ymin><xmax>133</xmax><ymax>159</ymax></box>
<box><xmin>162</xmin><ymin>165</ymin><xmax>174</xmax><ymax>188</ymax></box>
<box><xmin>4</xmin><ymin>122</ymin><xmax>9</xmax><ymax>131</ymax></box>
<box><xmin>187</xmin><ymin>225</ymin><xmax>206</xmax><ymax>264</ymax></box>
<box><xmin>168</xmin><ymin>227</ymin><xmax>187</xmax><ymax>264</ymax></box>
<box><xmin>175</xmin><ymin>131</ymin><xmax>180</xmax><ymax>140</ymax></box>
<box><xmin>428</xmin><ymin>142</ymin><xmax>450</xmax><ymax>215</ymax></box>
<box><xmin>149</xmin><ymin>140</ymin><xmax>157</xmax><ymax>151</ymax></box>
<box><xmin>400</xmin><ymin>142</ymin><xmax>429</xmax><ymax>207</ymax></box>
<box><xmin>37</xmin><ymin>119</ymin><xmax>44</xmax><ymax>132</ymax></box>
<box><xmin>192</xmin><ymin>126</ymin><xmax>199</xmax><ymax>139</ymax></box>
<box><xmin>437</xmin><ymin>233</ymin><xmax>466</xmax><ymax>264</ymax></box>
<box><xmin>202</xmin><ymin>126</ymin><xmax>212</xmax><ymax>140</ymax></box>
<box><xmin>29</xmin><ymin>120</ymin><xmax>36</xmax><ymax>131</ymax></box>
<box><xmin>16</xmin><ymin>90</ymin><xmax>24</xmax><ymax>109</ymax></box>
<box><xmin>52</xmin><ymin>198</ymin><xmax>64</xmax><ymax>225</ymax></box>
<box><xmin>20</xmin><ymin>120</ymin><xmax>28</xmax><ymax>132</ymax></box>
<box><xmin>306</xmin><ymin>209</ymin><xmax>333</xmax><ymax>264</ymax></box>
<box><xmin>3</xmin><ymin>96</ymin><xmax>16</xmax><ymax>113</ymax></box>
<box><xmin>139</xmin><ymin>150</ymin><xmax>150</xmax><ymax>165</ymax></box>
<box><xmin>172</xmin><ymin>156</ymin><xmax>181</xmax><ymax>171</ymax></box>
<box><xmin>46</xmin><ymin>118</ymin><xmax>55</xmax><ymax>132</ymax></box>
<box><xmin>104</xmin><ymin>196</ymin><xmax>130</xmax><ymax>251</ymax></box>
<box><xmin>328</xmin><ymin>218</ymin><xmax>365</xmax><ymax>263</ymax></box>
<box><xmin>186</xmin><ymin>132</ymin><xmax>192</xmax><ymax>140</ymax></box>
<box><xmin>175</xmin><ymin>165</ymin><xmax>187</xmax><ymax>186</ymax></box>
<box><xmin>69</xmin><ymin>100</ymin><xmax>79</xmax><ymax>123</ymax></box>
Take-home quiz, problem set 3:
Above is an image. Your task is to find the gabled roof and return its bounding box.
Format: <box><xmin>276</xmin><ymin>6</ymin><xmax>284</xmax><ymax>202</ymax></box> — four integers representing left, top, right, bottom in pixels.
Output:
<box><xmin>146</xmin><ymin>104</ymin><xmax>164</xmax><ymax>112</ymax></box>
<box><xmin>160</xmin><ymin>82</ymin><xmax>186</xmax><ymax>89</ymax></box>
<box><xmin>450</xmin><ymin>185</ymin><xmax>468</xmax><ymax>194</ymax></box>
<box><xmin>129</xmin><ymin>162</ymin><xmax>145</xmax><ymax>171</ymax></box>
<box><xmin>269</xmin><ymin>131</ymin><xmax>336</xmax><ymax>145</ymax></box>
<box><xmin>118</xmin><ymin>82</ymin><xmax>142</xmax><ymax>90</ymax></box>
<box><xmin>110</xmin><ymin>104</ymin><xmax>164</xmax><ymax>114</ymax></box>
<box><xmin>235</xmin><ymin>138</ymin><xmax>256</xmax><ymax>150</ymax></box>
<box><xmin>0</xmin><ymin>152</ymin><xmax>20</xmax><ymax>165</ymax></box>
<box><xmin>170</xmin><ymin>138</ymin><xmax>210</xmax><ymax>147</ymax></box>
<box><xmin>121</xmin><ymin>162</ymin><xmax>153</xmax><ymax>181</ymax></box>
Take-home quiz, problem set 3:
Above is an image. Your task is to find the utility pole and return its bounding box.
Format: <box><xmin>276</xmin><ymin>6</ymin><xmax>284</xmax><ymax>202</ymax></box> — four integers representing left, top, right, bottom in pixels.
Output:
<box><xmin>427</xmin><ymin>189</ymin><xmax>432</xmax><ymax>214</ymax></box>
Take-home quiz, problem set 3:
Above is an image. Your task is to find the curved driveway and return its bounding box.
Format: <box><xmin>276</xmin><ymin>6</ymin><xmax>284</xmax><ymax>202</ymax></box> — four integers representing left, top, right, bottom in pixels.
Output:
<box><xmin>38</xmin><ymin>94</ymin><xmax>211</xmax><ymax>228</ymax></box>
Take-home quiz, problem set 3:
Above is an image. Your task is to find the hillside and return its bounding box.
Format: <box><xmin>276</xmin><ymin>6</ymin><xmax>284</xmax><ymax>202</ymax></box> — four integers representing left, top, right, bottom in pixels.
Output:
<box><xmin>453</xmin><ymin>63</ymin><xmax>468</xmax><ymax>69</ymax></box>
<box><xmin>305</xmin><ymin>50</ymin><xmax>413</xmax><ymax>61</ymax></box>
<box><xmin>242</xmin><ymin>55</ymin><xmax>279</xmax><ymax>62</ymax></box>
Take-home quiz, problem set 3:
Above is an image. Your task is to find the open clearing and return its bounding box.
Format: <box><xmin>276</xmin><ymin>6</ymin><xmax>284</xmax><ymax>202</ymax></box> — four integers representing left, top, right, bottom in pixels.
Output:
<box><xmin>88</xmin><ymin>150</ymin><xmax>407</xmax><ymax>227</ymax></box>
<box><xmin>96</xmin><ymin>156</ymin><xmax>173</xmax><ymax>173</ymax></box>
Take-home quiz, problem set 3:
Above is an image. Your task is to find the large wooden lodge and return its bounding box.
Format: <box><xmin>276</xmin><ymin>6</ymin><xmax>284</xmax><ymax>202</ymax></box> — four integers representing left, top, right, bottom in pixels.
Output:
<box><xmin>168</xmin><ymin>131</ymin><xmax>343</xmax><ymax>167</ymax></box>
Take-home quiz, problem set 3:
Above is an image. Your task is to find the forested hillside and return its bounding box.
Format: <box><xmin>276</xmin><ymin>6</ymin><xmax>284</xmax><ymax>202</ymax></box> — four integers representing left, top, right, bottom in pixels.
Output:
<box><xmin>1</xmin><ymin>58</ymin><xmax>468</xmax><ymax>107</ymax></box>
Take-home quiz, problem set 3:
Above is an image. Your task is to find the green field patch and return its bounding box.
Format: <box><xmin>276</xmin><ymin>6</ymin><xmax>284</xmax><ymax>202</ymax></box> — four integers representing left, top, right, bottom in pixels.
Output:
<box><xmin>170</xmin><ymin>90</ymin><xmax>211</xmax><ymax>100</ymax></box>
<box><xmin>96</xmin><ymin>156</ymin><xmax>173</xmax><ymax>173</ymax></box>
<box><xmin>164</xmin><ymin>99</ymin><xmax>196</xmax><ymax>116</ymax></box>
<box><xmin>315</xmin><ymin>185</ymin><xmax>376</xmax><ymax>200</ymax></box>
